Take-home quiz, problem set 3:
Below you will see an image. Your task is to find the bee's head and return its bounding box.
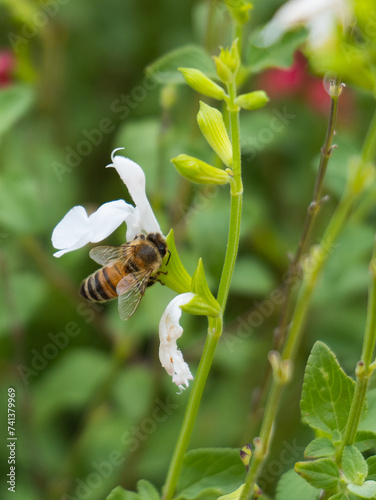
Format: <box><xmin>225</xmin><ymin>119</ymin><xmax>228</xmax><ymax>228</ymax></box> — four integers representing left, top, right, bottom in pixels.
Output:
<box><xmin>147</xmin><ymin>233</ymin><xmax>167</xmax><ymax>258</ymax></box>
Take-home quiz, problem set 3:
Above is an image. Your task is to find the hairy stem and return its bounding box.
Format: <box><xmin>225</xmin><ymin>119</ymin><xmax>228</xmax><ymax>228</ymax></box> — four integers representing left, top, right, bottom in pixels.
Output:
<box><xmin>276</xmin><ymin>82</ymin><xmax>341</xmax><ymax>348</ymax></box>
<box><xmin>239</xmin><ymin>106</ymin><xmax>376</xmax><ymax>500</ymax></box>
<box><xmin>249</xmin><ymin>83</ymin><xmax>342</xmax><ymax>437</ymax></box>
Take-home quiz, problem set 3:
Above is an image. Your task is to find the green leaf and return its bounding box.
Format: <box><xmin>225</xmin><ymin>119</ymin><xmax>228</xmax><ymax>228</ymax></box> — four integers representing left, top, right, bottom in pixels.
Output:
<box><xmin>342</xmin><ymin>446</ymin><xmax>368</xmax><ymax>485</ymax></box>
<box><xmin>174</xmin><ymin>448</ymin><xmax>245</xmax><ymax>500</ymax></box>
<box><xmin>0</xmin><ymin>84</ymin><xmax>34</xmax><ymax>137</ymax></box>
<box><xmin>328</xmin><ymin>494</ymin><xmax>347</xmax><ymax>500</ymax></box>
<box><xmin>300</xmin><ymin>341</ymin><xmax>357</xmax><ymax>437</ymax></box>
<box><xmin>354</xmin><ymin>431</ymin><xmax>376</xmax><ymax>453</ymax></box>
<box><xmin>276</xmin><ymin>469</ymin><xmax>319</xmax><ymax>500</ymax></box>
<box><xmin>366</xmin><ymin>457</ymin><xmax>376</xmax><ymax>481</ymax></box>
<box><xmin>217</xmin><ymin>484</ymin><xmax>245</xmax><ymax>500</ymax></box>
<box><xmin>245</xmin><ymin>29</ymin><xmax>308</xmax><ymax>74</ymax></box>
<box><xmin>146</xmin><ymin>45</ymin><xmax>216</xmax><ymax>84</ymax></box>
<box><xmin>137</xmin><ymin>480</ymin><xmax>160</xmax><ymax>500</ymax></box>
<box><xmin>106</xmin><ymin>481</ymin><xmax>160</xmax><ymax>500</ymax></box>
<box><xmin>304</xmin><ymin>438</ymin><xmax>336</xmax><ymax>458</ymax></box>
<box><xmin>347</xmin><ymin>480</ymin><xmax>376</xmax><ymax>498</ymax></box>
<box><xmin>295</xmin><ymin>458</ymin><xmax>340</xmax><ymax>490</ymax></box>
<box><xmin>106</xmin><ymin>486</ymin><xmax>140</xmax><ymax>500</ymax></box>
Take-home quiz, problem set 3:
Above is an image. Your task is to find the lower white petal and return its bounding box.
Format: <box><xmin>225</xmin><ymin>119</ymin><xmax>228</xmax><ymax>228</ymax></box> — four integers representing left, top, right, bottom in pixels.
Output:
<box><xmin>159</xmin><ymin>293</ymin><xmax>195</xmax><ymax>390</ymax></box>
<box><xmin>52</xmin><ymin>206</ymin><xmax>89</xmax><ymax>249</ymax></box>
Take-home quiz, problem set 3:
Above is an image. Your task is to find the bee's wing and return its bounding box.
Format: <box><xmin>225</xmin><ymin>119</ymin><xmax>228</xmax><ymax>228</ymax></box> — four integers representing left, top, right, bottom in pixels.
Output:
<box><xmin>116</xmin><ymin>270</ymin><xmax>152</xmax><ymax>320</ymax></box>
<box><xmin>89</xmin><ymin>245</ymin><xmax>127</xmax><ymax>266</ymax></box>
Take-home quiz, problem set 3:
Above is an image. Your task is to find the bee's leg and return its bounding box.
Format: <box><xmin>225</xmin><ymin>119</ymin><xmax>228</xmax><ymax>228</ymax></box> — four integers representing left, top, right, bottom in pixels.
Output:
<box><xmin>166</xmin><ymin>250</ymin><xmax>171</xmax><ymax>266</ymax></box>
<box><xmin>147</xmin><ymin>275</ymin><xmax>158</xmax><ymax>287</ymax></box>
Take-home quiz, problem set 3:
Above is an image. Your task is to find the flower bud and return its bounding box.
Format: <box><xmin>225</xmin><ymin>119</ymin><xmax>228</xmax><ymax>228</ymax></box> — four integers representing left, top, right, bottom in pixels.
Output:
<box><xmin>225</xmin><ymin>0</ymin><xmax>253</xmax><ymax>25</ymax></box>
<box><xmin>197</xmin><ymin>101</ymin><xmax>232</xmax><ymax>167</ymax></box>
<box><xmin>268</xmin><ymin>350</ymin><xmax>292</xmax><ymax>383</ymax></box>
<box><xmin>160</xmin><ymin>84</ymin><xmax>177</xmax><ymax>110</ymax></box>
<box><xmin>240</xmin><ymin>444</ymin><xmax>252</xmax><ymax>471</ymax></box>
<box><xmin>235</xmin><ymin>90</ymin><xmax>270</xmax><ymax>110</ymax></box>
<box><xmin>213</xmin><ymin>56</ymin><xmax>233</xmax><ymax>84</ymax></box>
<box><xmin>172</xmin><ymin>154</ymin><xmax>231</xmax><ymax>185</ymax></box>
<box><xmin>213</xmin><ymin>39</ymin><xmax>240</xmax><ymax>83</ymax></box>
<box><xmin>178</xmin><ymin>67</ymin><xmax>226</xmax><ymax>100</ymax></box>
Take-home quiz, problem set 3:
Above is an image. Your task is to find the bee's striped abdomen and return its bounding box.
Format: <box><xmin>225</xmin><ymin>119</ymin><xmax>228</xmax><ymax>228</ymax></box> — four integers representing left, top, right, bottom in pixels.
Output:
<box><xmin>80</xmin><ymin>264</ymin><xmax>123</xmax><ymax>302</ymax></box>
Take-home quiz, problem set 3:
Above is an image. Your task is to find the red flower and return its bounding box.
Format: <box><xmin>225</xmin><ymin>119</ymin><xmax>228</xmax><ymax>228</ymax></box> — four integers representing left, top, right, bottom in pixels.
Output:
<box><xmin>256</xmin><ymin>51</ymin><xmax>355</xmax><ymax>120</ymax></box>
<box><xmin>257</xmin><ymin>52</ymin><xmax>307</xmax><ymax>99</ymax></box>
<box><xmin>0</xmin><ymin>50</ymin><xmax>15</xmax><ymax>87</ymax></box>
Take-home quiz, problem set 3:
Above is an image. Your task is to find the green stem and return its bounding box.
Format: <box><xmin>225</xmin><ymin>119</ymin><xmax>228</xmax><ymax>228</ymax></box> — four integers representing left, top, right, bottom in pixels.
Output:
<box><xmin>217</xmin><ymin>82</ymin><xmax>243</xmax><ymax>312</ymax></box>
<box><xmin>361</xmin><ymin>249</ymin><xmax>376</xmax><ymax>369</ymax></box>
<box><xmin>362</xmin><ymin>109</ymin><xmax>376</xmax><ymax>164</ymax></box>
<box><xmin>162</xmin><ymin>317</ymin><xmax>222</xmax><ymax>500</ymax></box>
<box><xmin>163</xmin><ymin>79</ymin><xmax>243</xmax><ymax>500</ymax></box>
<box><xmin>340</xmin><ymin>377</ymin><xmax>369</xmax><ymax>450</ymax></box>
<box><xmin>239</xmin><ymin>107</ymin><xmax>376</xmax><ymax>500</ymax></box>
<box><xmin>339</xmin><ymin>239</ymin><xmax>376</xmax><ymax>453</ymax></box>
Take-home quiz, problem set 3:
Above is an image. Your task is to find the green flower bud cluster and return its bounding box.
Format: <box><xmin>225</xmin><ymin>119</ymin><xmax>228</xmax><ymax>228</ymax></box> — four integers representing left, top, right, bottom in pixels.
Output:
<box><xmin>174</xmin><ymin>40</ymin><xmax>269</xmax><ymax>187</ymax></box>
<box><xmin>224</xmin><ymin>0</ymin><xmax>253</xmax><ymax>25</ymax></box>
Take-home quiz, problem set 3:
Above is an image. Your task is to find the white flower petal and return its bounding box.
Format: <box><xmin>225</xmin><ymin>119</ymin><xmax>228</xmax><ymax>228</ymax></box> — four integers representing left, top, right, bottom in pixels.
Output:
<box><xmin>87</xmin><ymin>200</ymin><xmax>134</xmax><ymax>242</ymax></box>
<box><xmin>52</xmin><ymin>200</ymin><xmax>133</xmax><ymax>257</ymax></box>
<box><xmin>52</xmin><ymin>206</ymin><xmax>89</xmax><ymax>249</ymax></box>
<box><xmin>260</xmin><ymin>0</ymin><xmax>352</xmax><ymax>48</ymax></box>
<box><xmin>52</xmin><ymin>149</ymin><xmax>163</xmax><ymax>259</ymax></box>
<box><xmin>107</xmin><ymin>150</ymin><xmax>161</xmax><ymax>235</ymax></box>
<box><xmin>159</xmin><ymin>292</ymin><xmax>195</xmax><ymax>391</ymax></box>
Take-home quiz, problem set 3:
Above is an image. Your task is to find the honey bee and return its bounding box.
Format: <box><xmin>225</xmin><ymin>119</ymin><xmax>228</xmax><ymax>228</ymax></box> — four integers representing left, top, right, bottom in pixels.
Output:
<box><xmin>80</xmin><ymin>233</ymin><xmax>168</xmax><ymax>320</ymax></box>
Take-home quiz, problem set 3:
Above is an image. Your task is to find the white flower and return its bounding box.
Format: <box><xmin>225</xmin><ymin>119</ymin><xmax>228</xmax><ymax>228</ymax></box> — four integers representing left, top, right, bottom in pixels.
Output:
<box><xmin>159</xmin><ymin>293</ymin><xmax>195</xmax><ymax>392</ymax></box>
<box><xmin>52</xmin><ymin>148</ymin><xmax>161</xmax><ymax>257</ymax></box>
<box><xmin>260</xmin><ymin>0</ymin><xmax>353</xmax><ymax>49</ymax></box>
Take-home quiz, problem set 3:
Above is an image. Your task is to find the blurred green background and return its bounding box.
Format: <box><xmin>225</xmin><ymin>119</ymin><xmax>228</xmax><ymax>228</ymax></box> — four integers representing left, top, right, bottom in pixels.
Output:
<box><xmin>1</xmin><ymin>1</ymin><xmax>376</xmax><ymax>499</ymax></box>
